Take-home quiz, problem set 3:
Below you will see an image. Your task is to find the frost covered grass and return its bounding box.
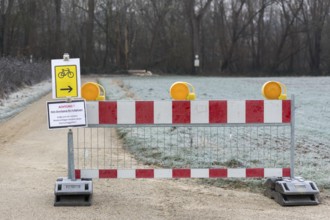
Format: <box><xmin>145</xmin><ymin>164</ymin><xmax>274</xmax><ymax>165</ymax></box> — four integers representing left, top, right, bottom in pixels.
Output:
<box><xmin>115</xmin><ymin>125</ymin><xmax>292</xmax><ymax>170</ymax></box>
<box><xmin>0</xmin><ymin>80</ymin><xmax>52</xmax><ymax>122</ymax></box>
<box><xmin>100</xmin><ymin>76</ymin><xmax>330</xmax><ymax>187</ymax></box>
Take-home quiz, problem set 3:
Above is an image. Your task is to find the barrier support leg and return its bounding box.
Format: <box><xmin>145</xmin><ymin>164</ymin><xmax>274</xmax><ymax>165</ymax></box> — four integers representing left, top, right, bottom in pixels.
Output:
<box><xmin>54</xmin><ymin>128</ymin><xmax>93</xmax><ymax>206</ymax></box>
<box><xmin>264</xmin><ymin>95</ymin><xmax>320</xmax><ymax>206</ymax></box>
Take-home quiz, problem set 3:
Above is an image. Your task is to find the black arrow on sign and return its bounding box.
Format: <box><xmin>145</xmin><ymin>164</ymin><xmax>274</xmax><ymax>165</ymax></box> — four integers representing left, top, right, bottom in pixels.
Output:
<box><xmin>60</xmin><ymin>86</ymin><xmax>73</xmax><ymax>93</ymax></box>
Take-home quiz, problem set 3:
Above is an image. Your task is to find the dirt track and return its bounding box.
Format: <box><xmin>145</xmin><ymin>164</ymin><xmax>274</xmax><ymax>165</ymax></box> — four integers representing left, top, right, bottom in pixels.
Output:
<box><xmin>0</xmin><ymin>93</ymin><xmax>330</xmax><ymax>220</ymax></box>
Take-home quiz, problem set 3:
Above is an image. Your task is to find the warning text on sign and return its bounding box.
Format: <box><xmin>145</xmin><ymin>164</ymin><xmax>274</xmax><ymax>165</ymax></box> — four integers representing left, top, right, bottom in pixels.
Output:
<box><xmin>47</xmin><ymin>100</ymin><xmax>87</xmax><ymax>129</ymax></box>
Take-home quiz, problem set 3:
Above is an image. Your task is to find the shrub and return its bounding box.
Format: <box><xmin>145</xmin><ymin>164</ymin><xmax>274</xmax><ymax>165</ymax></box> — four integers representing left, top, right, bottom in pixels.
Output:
<box><xmin>0</xmin><ymin>57</ymin><xmax>50</xmax><ymax>99</ymax></box>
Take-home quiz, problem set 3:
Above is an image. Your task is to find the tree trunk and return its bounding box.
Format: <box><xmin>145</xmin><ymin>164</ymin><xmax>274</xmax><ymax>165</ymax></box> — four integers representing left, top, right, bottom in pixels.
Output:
<box><xmin>256</xmin><ymin>0</ymin><xmax>265</xmax><ymax>70</ymax></box>
<box><xmin>185</xmin><ymin>0</ymin><xmax>212</xmax><ymax>74</ymax></box>
<box><xmin>115</xmin><ymin>12</ymin><xmax>121</xmax><ymax>68</ymax></box>
<box><xmin>54</xmin><ymin>0</ymin><xmax>62</xmax><ymax>58</ymax></box>
<box><xmin>0</xmin><ymin>0</ymin><xmax>14</xmax><ymax>56</ymax></box>
<box><xmin>302</xmin><ymin>0</ymin><xmax>330</xmax><ymax>75</ymax></box>
<box><xmin>124</xmin><ymin>19</ymin><xmax>129</xmax><ymax>69</ymax></box>
<box><xmin>86</xmin><ymin>0</ymin><xmax>95</xmax><ymax>66</ymax></box>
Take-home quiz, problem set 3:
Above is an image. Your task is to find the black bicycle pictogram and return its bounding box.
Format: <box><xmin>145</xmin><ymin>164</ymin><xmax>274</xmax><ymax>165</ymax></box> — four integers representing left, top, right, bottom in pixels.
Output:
<box><xmin>58</xmin><ymin>68</ymin><xmax>74</xmax><ymax>78</ymax></box>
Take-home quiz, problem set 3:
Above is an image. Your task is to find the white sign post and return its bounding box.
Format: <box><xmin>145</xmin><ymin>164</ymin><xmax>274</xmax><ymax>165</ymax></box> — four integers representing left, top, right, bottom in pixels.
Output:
<box><xmin>49</xmin><ymin>54</ymin><xmax>93</xmax><ymax>206</ymax></box>
<box><xmin>194</xmin><ymin>54</ymin><xmax>200</xmax><ymax>67</ymax></box>
<box><xmin>47</xmin><ymin>99</ymin><xmax>87</xmax><ymax>129</ymax></box>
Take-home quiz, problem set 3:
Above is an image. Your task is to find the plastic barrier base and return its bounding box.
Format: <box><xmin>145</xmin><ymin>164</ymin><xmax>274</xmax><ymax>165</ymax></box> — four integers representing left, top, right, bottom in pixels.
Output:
<box><xmin>54</xmin><ymin>177</ymin><xmax>93</xmax><ymax>206</ymax></box>
<box><xmin>264</xmin><ymin>177</ymin><xmax>320</xmax><ymax>206</ymax></box>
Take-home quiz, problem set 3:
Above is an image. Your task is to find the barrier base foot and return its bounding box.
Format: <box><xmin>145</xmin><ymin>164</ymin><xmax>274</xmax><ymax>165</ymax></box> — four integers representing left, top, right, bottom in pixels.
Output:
<box><xmin>264</xmin><ymin>177</ymin><xmax>320</xmax><ymax>206</ymax></box>
<box><xmin>54</xmin><ymin>194</ymin><xmax>92</xmax><ymax>206</ymax></box>
<box><xmin>54</xmin><ymin>177</ymin><xmax>93</xmax><ymax>206</ymax></box>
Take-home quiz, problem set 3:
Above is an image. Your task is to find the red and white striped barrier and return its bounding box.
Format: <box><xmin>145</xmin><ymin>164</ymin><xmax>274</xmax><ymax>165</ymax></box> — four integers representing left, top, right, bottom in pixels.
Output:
<box><xmin>75</xmin><ymin>168</ymin><xmax>290</xmax><ymax>179</ymax></box>
<box><xmin>86</xmin><ymin>100</ymin><xmax>291</xmax><ymax>125</ymax></box>
<box><xmin>80</xmin><ymin>99</ymin><xmax>292</xmax><ymax>180</ymax></box>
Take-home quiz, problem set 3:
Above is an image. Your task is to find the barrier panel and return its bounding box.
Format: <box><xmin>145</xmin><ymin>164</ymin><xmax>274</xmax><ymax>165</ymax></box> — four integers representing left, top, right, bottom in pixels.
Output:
<box><xmin>64</xmin><ymin>96</ymin><xmax>320</xmax><ymax>206</ymax></box>
<box><xmin>74</xmin><ymin>99</ymin><xmax>293</xmax><ymax>179</ymax></box>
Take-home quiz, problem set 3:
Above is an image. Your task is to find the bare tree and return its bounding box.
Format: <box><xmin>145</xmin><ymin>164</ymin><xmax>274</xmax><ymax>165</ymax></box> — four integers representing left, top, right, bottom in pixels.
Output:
<box><xmin>0</xmin><ymin>0</ymin><xmax>14</xmax><ymax>56</ymax></box>
<box><xmin>54</xmin><ymin>0</ymin><xmax>62</xmax><ymax>58</ymax></box>
<box><xmin>217</xmin><ymin>0</ymin><xmax>273</xmax><ymax>72</ymax></box>
<box><xmin>184</xmin><ymin>0</ymin><xmax>212</xmax><ymax>74</ymax></box>
<box><xmin>247</xmin><ymin>0</ymin><xmax>267</xmax><ymax>70</ymax></box>
<box><xmin>269</xmin><ymin>0</ymin><xmax>304</xmax><ymax>72</ymax></box>
<box><xmin>302</xmin><ymin>0</ymin><xmax>330</xmax><ymax>75</ymax></box>
<box><xmin>86</xmin><ymin>0</ymin><xmax>95</xmax><ymax>66</ymax></box>
<box><xmin>0</xmin><ymin>0</ymin><xmax>330</xmax><ymax>75</ymax></box>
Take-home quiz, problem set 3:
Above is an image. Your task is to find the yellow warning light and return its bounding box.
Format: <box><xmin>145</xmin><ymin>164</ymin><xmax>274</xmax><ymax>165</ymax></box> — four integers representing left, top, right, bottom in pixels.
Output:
<box><xmin>262</xmin><ymin>81</ymin><xmax>287</xmax><ymax>100</ymax></box>
<box><xmin>81</xmin><ymin>82</ymin><xmax>105</xmax><ymax>101</ymax></box>
<box><xmin>170</xmin><ymin>82</ymin><xmax>196</xmax><ymax>100</ymax></box>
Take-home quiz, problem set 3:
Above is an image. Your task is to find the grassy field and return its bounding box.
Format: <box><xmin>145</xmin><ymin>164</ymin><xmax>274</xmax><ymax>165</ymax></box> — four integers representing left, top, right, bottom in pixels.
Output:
<box><xmin>97</xmin><ymin>76</ymin><xmax>330</xmax><ymax>187</ymax></box>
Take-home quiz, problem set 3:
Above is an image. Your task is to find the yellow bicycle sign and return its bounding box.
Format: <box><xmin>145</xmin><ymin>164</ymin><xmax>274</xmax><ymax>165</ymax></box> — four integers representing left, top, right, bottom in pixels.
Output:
<box><xmin>58</xmin><ymin>67</ymin><xmax>75</xmax><ymax>78</ymax></box>
<box><xmin>51</xmin><ymin>58</ymin><xmax>81</xmax><ymax>99</ymax></box>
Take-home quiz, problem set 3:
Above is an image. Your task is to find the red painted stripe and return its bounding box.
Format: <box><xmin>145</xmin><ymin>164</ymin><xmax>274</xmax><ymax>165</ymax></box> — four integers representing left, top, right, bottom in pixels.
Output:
<box><xmin>75</xmin><ymin>170</ymin><xmax>81</xmax><ymax>179</ymax></box>
<box><xmin>209</xmin><ymin>168</ymin><xmax>228</xmax><ymax>178</ymax></box>
<box><xmin>246</xmin><ymin>168</ymin><xmax>264</xmax><ymax>178</ymax></box>
<box><xmin>172</xmin><ymin>101</ymin><xmax>191</xmax><ymax>124</ymax></box>
<box><xmin>172</xmin><ymin>169</ymin><xmax>191</xmax><ymax>178</ymax></box>
<box><xmin>136</xmin><ymin>101</ymin><xmax>154</xmax><ymax>124</ymax></box>
<box><xmin>246</xmin><ymin>100</ymin><xmax>264</xmax><ymax>123</ymax></box>
<box><xmin>99</xmin><ymin>101</ymin><xmax>117</xmax><ymax>124</ymax></box>
<box><xmin>136</xmin><ymin>169</ymin><xmax>154</xmax><ymax>178</ymax></box>
<box><xmin>79</xmin><ymin>168</ymin><xmax>290</xmax><ymax>179</ymax></box>
<box><xmin>99</xmin><ymin>169</ymin><xmax>118</xmax><ymax>178</ymax></box>
<box><xmin>282</xmin><ymin>168</ymin><xmax>291</xmax><ymax>177</ymax></box>
<box><xmin>282</xmin><ymin>100</ymin><xmax>291</xmax><ymax>123</ymax></box>
<box><xmin>209</xmin><ymin>101</ymin><xmax>227</xmax><ymax>123</ymax></box>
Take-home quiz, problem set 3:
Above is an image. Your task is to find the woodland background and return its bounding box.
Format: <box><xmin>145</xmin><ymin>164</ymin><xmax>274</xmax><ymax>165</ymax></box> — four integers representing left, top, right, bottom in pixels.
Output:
<box><xmin>1</xmin><ymin>0</ymin><xmax>330</xmax><ymax>76</ymax></box>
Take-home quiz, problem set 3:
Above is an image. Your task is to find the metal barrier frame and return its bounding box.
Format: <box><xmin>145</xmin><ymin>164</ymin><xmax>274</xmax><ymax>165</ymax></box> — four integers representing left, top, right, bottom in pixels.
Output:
<box><xmin>72</xmin><ymin>96</ymin><xmax>295</xmax><ymax>180</ymax></box>
<box><xmin>56</xmin><ymin>91</ymin><xmax>321</xmax><ymax>206</ymax></box>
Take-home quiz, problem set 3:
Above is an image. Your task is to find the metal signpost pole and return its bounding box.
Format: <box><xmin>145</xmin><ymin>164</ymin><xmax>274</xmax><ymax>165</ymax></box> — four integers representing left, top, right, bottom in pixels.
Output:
<box><xmin>63</xmin><ymin>53</ymin><xmax>75</xmax><ymax>181</ymax></box>
<box><xmin>64</xmin><ymin>54</ymin><xmax>76</xmax><ymax>181</ymax></box>
<box><xmin>67</xmin><ymin>128</ymin><xmax>75</xmax><ymax>181</ymax></box>
<box><xmin>290</xmin><ymin>95</ymin><xmax>295</xmax><ymax>179</ymax></box>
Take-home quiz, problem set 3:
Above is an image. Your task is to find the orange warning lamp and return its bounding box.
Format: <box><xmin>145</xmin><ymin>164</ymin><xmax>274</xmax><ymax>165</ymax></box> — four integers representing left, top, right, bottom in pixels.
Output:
<box><xmin>81</xmin><ymin>82</ymin><xmax>106</xmax><ymax>101</ymax></box>
<box><xmin>170</xmin><ymin>82</ymin><xmax>196</xmax><ymax>100</ymax></box>
<box><xmin>262</xmin><ymin>81</ymin><xmax>287</xmax><ymax>100</ymax></box>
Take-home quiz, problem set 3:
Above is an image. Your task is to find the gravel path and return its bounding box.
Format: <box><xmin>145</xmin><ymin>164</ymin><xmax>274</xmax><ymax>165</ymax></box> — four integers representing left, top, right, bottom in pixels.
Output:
<box><xmin>0</xmin><ymin>82</ymin><xmax>330</xmax><ymax>219</ymax></box>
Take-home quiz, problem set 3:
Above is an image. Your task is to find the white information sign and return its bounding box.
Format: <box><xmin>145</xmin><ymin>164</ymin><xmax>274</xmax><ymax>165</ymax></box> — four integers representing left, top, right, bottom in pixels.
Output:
<box><xmin>47</xmin><ymin>100</ymin><xmax>87</xmax><ymax>129</ymax></box>
<box><xmin>194</xmin><ymin>59</ymin><xmax>200</xmax><ymax>67</ymax></box>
